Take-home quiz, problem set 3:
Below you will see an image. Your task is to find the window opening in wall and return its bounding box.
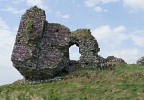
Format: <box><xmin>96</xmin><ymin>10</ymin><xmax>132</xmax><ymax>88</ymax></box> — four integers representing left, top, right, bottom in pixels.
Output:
<box><xmin>69</xmin><ymin>44</ymin><xmax>80</xmax><ymax>61</ymax></box>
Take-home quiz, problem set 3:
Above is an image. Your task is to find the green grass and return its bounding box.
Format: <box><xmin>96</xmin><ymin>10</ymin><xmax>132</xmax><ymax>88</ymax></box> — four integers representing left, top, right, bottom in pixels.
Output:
<box><xmin>1</xmin><ymin>63</ymin><xmax>144</xmax><ymax>100</ymax></box>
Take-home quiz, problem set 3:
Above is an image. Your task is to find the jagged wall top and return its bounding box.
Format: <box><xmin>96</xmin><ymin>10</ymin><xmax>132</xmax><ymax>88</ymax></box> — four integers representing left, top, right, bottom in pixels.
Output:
<box><xmin>23</xmin><ymin>6</ymin><xmax>46</xmax><ymax>20</ymax></box>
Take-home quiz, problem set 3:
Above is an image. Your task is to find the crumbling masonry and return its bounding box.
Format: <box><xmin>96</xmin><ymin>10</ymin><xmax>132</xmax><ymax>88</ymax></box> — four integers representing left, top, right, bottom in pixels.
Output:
<box><xmin>11</xmin><ymin>6</ymin><xmax>106</xmax><ymax>81</ymax></box>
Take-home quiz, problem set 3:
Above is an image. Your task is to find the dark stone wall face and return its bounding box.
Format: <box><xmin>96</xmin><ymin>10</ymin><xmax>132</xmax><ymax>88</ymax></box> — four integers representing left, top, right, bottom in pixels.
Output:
<box><xmin>37</xmin><ymin>22</ymin><xmax>71</xmax><ymax>76</ymax></box>
<box><xmin>11</xmin><ymin>6</ymin><xmax>100</xmax><ymax>81</ymax></box>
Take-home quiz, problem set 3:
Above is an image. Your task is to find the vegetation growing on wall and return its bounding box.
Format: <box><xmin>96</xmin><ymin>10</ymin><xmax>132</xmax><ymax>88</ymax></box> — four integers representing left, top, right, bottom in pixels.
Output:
<box><xmin>25</xmin><ymin>19</ymin><xmax>33</xmax><ymax>33</ymax></box>
<box><xmin>71</xmin><ymin>29</ymin><xmax>92</xmax><ymax>39</ymax></box>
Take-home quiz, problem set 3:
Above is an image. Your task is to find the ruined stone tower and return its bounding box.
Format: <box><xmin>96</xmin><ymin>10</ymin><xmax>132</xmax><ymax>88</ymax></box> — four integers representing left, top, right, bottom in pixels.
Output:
<box><xmin>11</xmin><ymin>6</ymin><xmax>101</xmax><ymax>81</ymax></box>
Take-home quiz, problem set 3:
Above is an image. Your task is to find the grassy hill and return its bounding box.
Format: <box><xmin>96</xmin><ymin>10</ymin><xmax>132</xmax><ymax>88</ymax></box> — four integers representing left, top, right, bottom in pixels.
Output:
<box><xmin>1</xmin><ymin>63</ymin><xmax>144</xmax><ymax>100</ymax></box>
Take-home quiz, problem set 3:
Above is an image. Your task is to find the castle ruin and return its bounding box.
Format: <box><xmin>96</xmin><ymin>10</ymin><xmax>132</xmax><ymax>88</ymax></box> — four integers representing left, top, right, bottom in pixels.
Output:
<box><xmin>11</xmin><ymin>6</ymin><xmax>105</xmax><ymax>82</ymax></box>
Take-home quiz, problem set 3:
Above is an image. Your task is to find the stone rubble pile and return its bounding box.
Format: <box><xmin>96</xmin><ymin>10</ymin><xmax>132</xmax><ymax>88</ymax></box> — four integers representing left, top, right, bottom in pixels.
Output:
<box><xmin>137</xmin><ymin>57</ymin><xmax>144</xmax><ymax>65</ymax></box>
<box><xmin>106</xmin><ymin>56</ymin><xmax>126</xmax><ymax>64</ymax></box>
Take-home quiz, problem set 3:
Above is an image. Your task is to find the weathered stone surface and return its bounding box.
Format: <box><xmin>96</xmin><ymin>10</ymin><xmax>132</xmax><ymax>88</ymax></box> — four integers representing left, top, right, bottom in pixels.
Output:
<box><xmin>69</xmin><ymin>29</ymin><xmax>100</xmax><ymax>67</ymax></box>
<box><xmin>106</xmin><ymin>56</ymin><xmax>126</xmax><ymax>64</ymax></box>
<box><xmin>65</xmin><ymin>60</ymin><xmax>81</xmax><ymax>73</ymax></box>
<box><xmin>137</xmin><ymin>57</ymin><xmax>144</xmax><ymax>65</ymax></box>
<box><xmin>11</xmin><ymin>6</ymin><xmax>102</xmax><ymax>81</ymax></box>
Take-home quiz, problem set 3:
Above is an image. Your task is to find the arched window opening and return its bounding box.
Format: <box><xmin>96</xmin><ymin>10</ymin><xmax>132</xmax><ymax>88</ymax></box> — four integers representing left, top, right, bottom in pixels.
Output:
<box><xmin>69</xmin><ymin>44</ymin><xmax>80</xmax><ymax>61</ymax></box>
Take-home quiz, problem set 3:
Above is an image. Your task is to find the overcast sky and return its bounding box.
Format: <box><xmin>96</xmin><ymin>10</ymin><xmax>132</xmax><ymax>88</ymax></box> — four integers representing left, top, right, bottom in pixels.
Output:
<box><xmin>1</xmin><ymin>0</ymin><xmax>144</xmax><ymax>85</ymax></box>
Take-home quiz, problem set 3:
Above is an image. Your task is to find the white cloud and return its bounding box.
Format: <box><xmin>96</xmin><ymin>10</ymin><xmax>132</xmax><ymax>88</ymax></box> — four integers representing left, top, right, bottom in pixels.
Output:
<box><xmin>84</xmin><ymin>0</ymin><xmax>98</xmax><ymax>7</ymax></box>
<box><xmin>61</xmin><ymin>14</ymin><xmax>70</xmax><ymax>19</ymax></box>
<box><xmin>92</xmin><ymin>25</ymin><xmax>128</xmax><ymax>42</ymax></box>
<box><xmin>94</xmin><ymin>6</ymin><xmax>108</xmax><ymax>13</ymax></box>
<box><xmin>84</xmin><ymin>0</ymin><xmax>118</xmax><ymax>7</ymax></box>
<box><xmin>84</xmin><ymin>0</ymin><xmax>144</xmax><ymax>12</ymax></box>
<box><xmin>1</xmin><ymin>6</ymin><xmax>25</xmax><ymax>14</ymax></box>
<box><xmin>12</xmin><ymin>0</ymin><xmax>25</xmax><ymax>4</ymax></box>
<box><xmin>92</xmin><ymin>25</ymin><xmax>111</xmax><ymax>39</ymax></box>
<box><xmin>123</xmin><ymin>0</ymin><xmax>144</xmax><ymax>10</ymax></box>
<box><xmin>26</xmin><ymin>0</ymin><xmax>42</xmax><ymax>5</ymax></box>
<box><xmin>130</xmin><ymin>31</ymin><xmax>144</xmax><ymax>47</ymax></box>
<box><xmin>94</xmin><ymin>6</ymin><xmax>103</xmax><ymax>12</ymax></box>
<box><xmin>92</xmin><ymin>25</ymin><xmax>144</xmax><ymax>49</ymax></box>
<box><xmin>25</xmin><ymin>0</ymin><xmax>48</xmax><ymax>10</ymax></box>
<box><xmin>109</xmin><ymin>48</ymin><xmax>143</xmax><ymax>64</ymax></box>
<box><xmin>84</xmin><ymin>0</ymin><xmax>117</xmax><ymax>13</ymax></box>
<box><xmin>113</xmin><ymin>26</ymin><xmax>126</xmax><ymax>33</ymax></box>
<box><xmin>12</xmin><ymin>0</ymin><xmax>49</xmax><ymax>10</ymax></box>
<box><xmin>4</xmin><ymin>0</ymin><xmax>50</xmax><ymax>14</ymax></box>
<box><xmin>91</xmin><ymin>25</ymin><xmax>144</xmax><ymax>63</ymax></box>
<box><xmin>0</xmin><ymin>17</ymin><xmax>14</xmax><ymax>47</ymax></box>
<box><xmin>56</xmin><ymin>11</ymin><xmax>70</xmax><ymax>19</ymax></box>
<box><xmin>0</xmin><ymin>17</ymin><xmax>9</xmax><ymax>30</ymax></box>
<box><xmin>101</xmin><ymin>0</ymin><xmax>119</xmax><ymax>4</ymax></box>
<box><xmin>0</xmin><ymin>17</ymin><xmax>23</xmax><ymax>86</ymax></box>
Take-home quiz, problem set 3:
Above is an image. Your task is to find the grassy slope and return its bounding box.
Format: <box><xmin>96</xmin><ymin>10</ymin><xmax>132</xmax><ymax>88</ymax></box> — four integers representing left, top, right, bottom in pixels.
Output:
<box><xmin>1</xmin><ymin>63</ymin><xmax>144</xmax><ymax>100</ymax></box>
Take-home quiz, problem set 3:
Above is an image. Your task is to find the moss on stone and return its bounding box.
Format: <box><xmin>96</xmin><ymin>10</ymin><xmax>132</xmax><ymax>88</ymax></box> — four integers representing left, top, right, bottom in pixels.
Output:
<box><xmin>71</xmin><ymin>29</ymin><xmax>92</xmax><ymax>39</ymax></box>
<box><xmin>25</xmin><ymin>19</ymin><xmax>33</xmax><ymax>33</ymax></box>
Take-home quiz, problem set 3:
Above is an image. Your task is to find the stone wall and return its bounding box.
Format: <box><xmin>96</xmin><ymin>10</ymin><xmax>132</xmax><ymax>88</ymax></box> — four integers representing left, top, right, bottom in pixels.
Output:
<box><xmin>69</xmin><ymin>29</ymin><xmax>101</xmax><ymax>67</ymax></box>
<box><xmin>11</xmin><ymin>6</ymin><xmax>47</xmax><ymax>81</ymax></box>
<box><xmin>11</xmin><ymin>6</ymin><xmax>102</xmax><ymax>81</ymax></box>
